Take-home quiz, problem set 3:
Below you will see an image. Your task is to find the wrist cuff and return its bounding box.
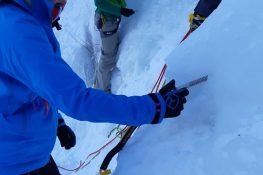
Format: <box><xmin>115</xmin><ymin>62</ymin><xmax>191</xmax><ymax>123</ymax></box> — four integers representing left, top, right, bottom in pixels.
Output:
<box><xmin>148</xmin><ymin>94</ymin><xmax>162</xmax><ymax>124</ymax></box>
<box><xmin>58</xmin><ymin>118</ymin><xmax>65</xmax><ymax>126</ymax></box>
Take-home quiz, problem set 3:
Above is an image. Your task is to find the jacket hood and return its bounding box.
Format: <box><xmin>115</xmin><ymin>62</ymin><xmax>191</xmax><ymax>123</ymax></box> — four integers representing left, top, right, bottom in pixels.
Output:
<box><xmin>14</xmin><ymin>0</ymin><xmax>54</xmax><ymax>25</ymax></box>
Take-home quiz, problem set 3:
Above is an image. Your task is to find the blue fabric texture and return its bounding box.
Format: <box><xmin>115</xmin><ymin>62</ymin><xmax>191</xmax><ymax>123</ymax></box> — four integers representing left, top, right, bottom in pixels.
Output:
<box><xmin>194</xmin><ymin>0</ymin><xmax>222</xmax><ymax>17</ymax></box>
<box><xmin>0</xmin><ymin>0</ymin><xmax>165</xmax><ymax>174</ymax></box>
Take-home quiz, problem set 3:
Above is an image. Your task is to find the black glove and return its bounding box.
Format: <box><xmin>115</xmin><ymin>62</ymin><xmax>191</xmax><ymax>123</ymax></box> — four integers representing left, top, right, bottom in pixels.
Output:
<box><xmin>149</xmin><ymin>80</ymin><xmax>189</xmax><ymax>123</ymax></box>
<box><xmin>52</xmin><ymin>17</ymin><xmax>62</xmax><ymax>30</ymax></box>
<box><xmin>57</xmin><ymin>119</ymin><xmax>76</xmax><ymax>150</ymax></box>
<box><xmin>160</xmin><ymin>80</ymin><xmax>189</xmax><ymax>118</ymax></box>
<box><xmin>120</xmin><ymin>7</ymin><xmax>135</xmax><ymax>17</ymax></box>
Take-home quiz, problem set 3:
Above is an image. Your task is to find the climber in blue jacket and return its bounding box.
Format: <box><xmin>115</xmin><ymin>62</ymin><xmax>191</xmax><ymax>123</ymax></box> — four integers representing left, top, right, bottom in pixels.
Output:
<box><xmin>0</xmin><ymin>0</ymin><xmax>189</xmax><ymax>174</ymax></box>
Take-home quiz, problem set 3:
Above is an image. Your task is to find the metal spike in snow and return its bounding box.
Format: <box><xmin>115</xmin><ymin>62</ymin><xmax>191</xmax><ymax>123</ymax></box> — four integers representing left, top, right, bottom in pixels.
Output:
<box><xmin>177</xmin><ymin>75</ymin><xmax>208</xmax><ymax>89</ymax></box>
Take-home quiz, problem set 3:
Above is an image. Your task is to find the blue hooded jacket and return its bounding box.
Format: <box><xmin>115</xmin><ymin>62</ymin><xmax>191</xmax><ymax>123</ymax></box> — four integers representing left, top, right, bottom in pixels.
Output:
<box><xmin>0</xmin><ymin>0</ymin><xmax>165</xmax><ymax>174</ymax></box>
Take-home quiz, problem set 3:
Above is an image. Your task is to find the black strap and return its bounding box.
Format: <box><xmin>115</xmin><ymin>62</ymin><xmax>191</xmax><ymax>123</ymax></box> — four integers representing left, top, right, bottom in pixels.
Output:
<box><xmin>102</xmin><ymin>28</ymin><xmax>118</xmax><ymax>36</ymax></box>
<box><xmin>100</xmin><ymin>126</ymin><xmax>137</xmax><ymax>171</ymax></box>
<box><xmin>148</xmin><ymin>93</ymin><xmax>161</xmax><ymax>124</ymax></box>
<box><xmin>58</xmin><ymin>118</ymin><xmax>65</xmax><ymax>125</ymax></box>
<box><xmin>102</xmin><ymin>17</ymin><xmax>121</xmax><ymax>36</ymax></box>
<box><xmin>52</xmin><ymin>18</ymin><xmax>62</xmax><ymax>30</ymax></box>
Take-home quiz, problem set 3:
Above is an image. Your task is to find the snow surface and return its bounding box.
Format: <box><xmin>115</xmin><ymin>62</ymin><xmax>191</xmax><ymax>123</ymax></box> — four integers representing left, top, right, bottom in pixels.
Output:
<box><xmin>53</xmin><ymin>0</ymin><xmax>263</xmax><ymax>174</ymax></box>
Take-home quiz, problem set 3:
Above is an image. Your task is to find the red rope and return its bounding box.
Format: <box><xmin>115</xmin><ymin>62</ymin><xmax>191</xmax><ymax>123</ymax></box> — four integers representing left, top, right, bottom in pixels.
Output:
<box><xmin>151</xmin><ymin>64</ymin><xmax>167</xmax><ymax>93</ymax></box>
<box><xmin>58</xmin><ymin>126</ymin><xmax>128</xmax><ymax>172</ymax></box>
<box><xmin>136</xmin><ymin>64</ymin><xmax>167</xmax><ymax>131</ymax></box>
<box><xmin>58</xmin><ymin>64</ymin><xmax>167</xmax><ymax>173</ymax></box>
<box><xmin>155</xmin><ymin>64</ymin><xmax>167</xmax><ymax>93</ymax></box>
<box><xmin>57</xmin><ymin>161</ymin><xmax>85</xmax><ymax>172</ymax></box>
<box><xmin>180</xmin><ymin>29</ymin><xmax>192</xmax><ymax>43</ymax></box>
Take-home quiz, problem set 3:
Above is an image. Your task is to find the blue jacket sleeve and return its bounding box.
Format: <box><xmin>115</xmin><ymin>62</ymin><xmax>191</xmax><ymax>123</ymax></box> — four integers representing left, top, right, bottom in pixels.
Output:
<box><xmin>194</xmin><ymin>0</ymin><xmax>222</xmax><ymax>17</ymax></box>
<box><xmin>4</xmin><ymin>17</ymin><xmax>165</xmax><ymax>126</ymax></box>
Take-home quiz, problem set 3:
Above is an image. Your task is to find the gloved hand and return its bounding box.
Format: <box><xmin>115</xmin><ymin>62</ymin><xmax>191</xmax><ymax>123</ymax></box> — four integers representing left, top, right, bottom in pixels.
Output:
<box><xmin>57</xmin><ymin>119</ymin><xmax>76</xmax><ymax>150</ymax></box>
<box><xmin>189</xmin><ymin>13</ymin><xmax>207</xmax><ymax>32</ymax></box>
<box><xmin>120</xmin><ymin>7</ymin><xmax>135</xmax><ymax>17</ymax></box>
<box><xmin>149</xmin><ymin>80</ymin><xmax>189</xmax><ymax>123</ymax></box>
<box><xmin>159</xmin><ymin>80</ymin><xmax>189</xmax><ymax>118</ymax></box>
